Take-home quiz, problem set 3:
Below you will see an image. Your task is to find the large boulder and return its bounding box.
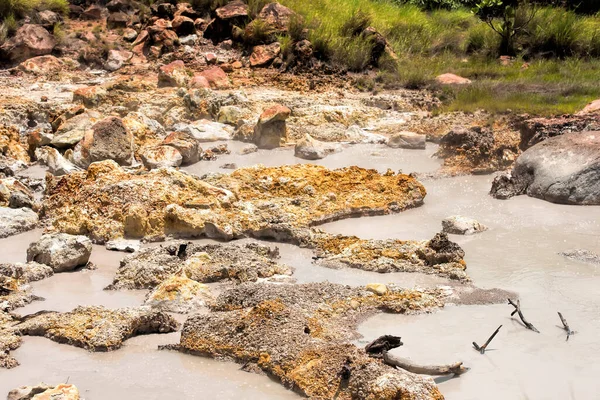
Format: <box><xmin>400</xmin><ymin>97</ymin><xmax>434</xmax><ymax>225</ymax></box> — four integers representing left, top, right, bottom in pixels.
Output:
<box><xmin>387</xmin><ymin>131</ymin><xmax>426</xmax><ymax>150</ymax></box>
<box><xmin>73</xmin><ymin>117</ymin><xmax>134</xmax><ymax>168</ymax></box>
<box><xmin>0</xmin><ymin>24</ymin><xmax>55</xmax><ymax>63</ymax></box>
<box><xmin>254</xmin><ymin>105</ymin><xmax>290</xmax><ymax>149</ymax></box>
<box><xmin>442</xmin><ymin>216</ymin><xmax>488</xmax><ymax>235</ymax></box>
<box><xmin>140</xmin><ymin>145</ymin><xmax>183</xmax><ymax>169</ymax></box>
<box><xmin>26</xmin><ymin>233</ymin><xmax>92</xmax><ymax>272</ymax></box>
<box><xmin>294</xmin><ymin>134</ymin><xmax>340</xmax><ymax>160</ymax></box>
<box><xmin>256</xmin><ymin>2</ymin><xmax>295</xmax><ymax>33</ymax></box>
<box><xmin>51</xmin><ymin>111</ymin><xmax>102</xmax><ymax>148</ymax></box>
<box><xmin>490</xmin><ymin>131</ymin><xmax>600</xmax><ymax>204</ymax></box>
<box><xmin>0</xmin><ymin>207</ymin><xmax>38</xmax><ymax>239</ymax></box>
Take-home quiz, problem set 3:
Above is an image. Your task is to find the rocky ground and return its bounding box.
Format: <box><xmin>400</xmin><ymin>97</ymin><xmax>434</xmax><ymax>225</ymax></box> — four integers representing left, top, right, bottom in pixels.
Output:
<box><xmin>1</xmin><ymin>0</ymin><xmax>599</xmax><ymax>398</ymax></box>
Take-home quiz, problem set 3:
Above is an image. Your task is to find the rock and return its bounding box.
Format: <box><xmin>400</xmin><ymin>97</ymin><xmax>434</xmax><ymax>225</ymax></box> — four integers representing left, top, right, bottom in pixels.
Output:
<box><xmin>177</xmin><ymin>282</ymin><xmax>445</xmax><ymax>399</ymax></box>
<box><xmin>198</xmin><ymin>66</ymin><xmax>230</xmax><ymax>89</ymax></box>
<box><xmin>8</xmin><ymin>384</ymin><xmax>80</xmax><ymax>400</ymax></box>
<box><xmin>253</xmin><ymin>105</ymin><xmax>290</xmax><ymax>149</ymax></box>
<box><xmin>387</xmin><ymin>131</ymin><xmax>426</xmax><ymax>150</ymax></box>
<box><xmin>0</xmin><ymin>24</ymin><xmax>55</xmax><ymax>63</ymax></box>
<box><xmin>107</xmin><ymin>242</ymin><xmax>290</xmax><ymax>290</ymax></box>
<box><xmin>0</xmin><ymin>207</ymin><xmax>38</xmax><ymax>239</ymax></box>
<box><xmin>0</xmin><ymin>262</ymin><xmax>53</xmax><ymax>283</ymax></box>
<box><xmin>123</xmin><ymin>28</ymin><xmax>138</xmax><ymax>41</ymax></box>
<box><xmin>17</xmin><ymin>55</ymin><xmax>63</xmax><ymax>74</ymax></box>
<box><xmin>250</xmin><ymin>42</ymin><xmax>281</xmax><ymax>67</ymax></box>
<box><xmin>107</xmin><ymin>0</ymin><xmax>136</xmax><ymax>12</ymax></box>
<box><xmin>26</xmin><ymin>233</ymin><xmax>92</xmax><ymax>272</ymax></box>
<box><xmin>51</xmin><ymin>111</ymin><xmax>101</xmax><ymax>148</ymax></box>
<box><xmin>442</xmin><ymin>216</ymin><xmax>488</xmax><ymax>235</ymax></box>
<box><xmin>162</xmin><ymin>131</ymin><xmax>200</xmax><ymax>164</ymax></box>
<box><xmin>8</xmin><ymin>191</ymin><xmax>33</xmax><ymax>209</ymax></box>
<box><xmin>81</xmin><ymin>5</ymin><xmax>103</xmax><ymax>20</ymax></box>
<box><xmin>366</xmin><ymin>283</ymin><xmax>388</xmax><ymax>296</ymax></box>
<box><xmin>172</xmin><ymin>15</ymin><xmax>195</xmax><ymax>36</ymax></box>
<box><xmin>217</xmin><ymin>105</ymin><xmax>244</xmax><ymax>125</ymax></box>
<box><xmin>178</xmin><ymin>33</ymin><xmax>198</xmax><ymax>45</ymax></box>
<box><xmin>105</xmin><ymin>49</ymin><xmax>133</xmax><ymax>71</ymax></box>
<box><xmin>238</xmin><ymin>144</ymin><xmax>257</xmax><ymax>155</ymax></box>
<box><xmin>35</xmin><ymin>147</ymin><xmax>81</xmax><ymax>176</ymax></box>
<box><xmin>132</xmin><ymin>30</ymin><xmax>149</xmax><ymax>46</ymax></box>
<box><xmin>578</xmin><ymin>99</ymin><xmax>600</xmax><ymax>115</ymax></box>
<box><xmin>174</xmin><ymin>120</ymin><xmax>232</xmax><ymax>142</ymax></box>
<box><xmin>294</xmin><ymin>133</ymin><xmax>340</xmax><ymax>160</ymax></box>
<box><xmin>140</xmin><ymin>145</ymin><xmax>183</xmax><ymax>169</ymax></box>
<box><xmin>144</xmin><ymin>274</ymin><xmax>213</xmax><ymax>313</ymax></box>
<box><xmin>1</xmin><ymin>127</ymin><xmax>29</xmax><ymax>164</ymax></box>
<box><xmin>151</xmin><ymin>2</ymin><xmax>176</xmax><ymax>18</ymax></box>
<box><xmin>158</xmin><ymin>60</ymin><xmax>190</xmax><ymax>88</ymax></box>
<box><xmin>560</xmin><ymin>249</ymin><xmax>600</xmax><ymax>266</ymax></box>
<box><xmin>37</xmin><ymin>10</ymin><xmax>61</xmax><ymax>28</ymax></box>
<box><xmin>220</xmin><ymin>163</ymin><xmax>237</xmax><ymax>169</ymax></box>
<box><xmin>189</xmin><ymin>74</ymin><xmax>211</xmax><ymax>89</ymax></box>
<box><xmin>520</xmin><ymin>113</ymin><xmax>600</xmax><ymax>149</ymax></box>
<box><xmin>107</xmin><ymin>12</ymin><xmax>129</xmax><ymax>29</ymax></box>
<box><xmin>215</xmin><ymin>1</ymin><xmax>248</xmax><ymax>19</ymax></box>
<box><xmin>435</xmin><ymin>73</ymin><xmax>471</xmax><ymax>85</ymax></box>
<box><xmin>490</xmin><ymin>132</ymin><xmax>600</xmax><ymax>204</ymax></box>
<box><xmin>72</xmin><ymin>86</ymin><xmax>108</xmax><ymax>108</ymax></box>
<box><xmin>73</xmin><ymin>116</ymin><xmax>135</xmax><ymax>168</ymax></box>
<box><xmin>16</xmin><ymin>306</ymin><xmax>179</xmax><ymax>351</ymax></box>
<box><xmin>256</xmin><ymin>2</ymin><xmax>295</xmax><ymax>33</ymax></box>
<box><xmin>0</xmin><ymin>179</ymin><xmax>34</xmax><ymax>208</ymax></box>
<box><xmin>105</xmin><ymin>239</ymin><xmax>141</xmax><ymax>253</ymax></box>
<box><xmin>344</xmin><ymin>125</ymin><xmax>387</xmax><ymax>144</ymax></box>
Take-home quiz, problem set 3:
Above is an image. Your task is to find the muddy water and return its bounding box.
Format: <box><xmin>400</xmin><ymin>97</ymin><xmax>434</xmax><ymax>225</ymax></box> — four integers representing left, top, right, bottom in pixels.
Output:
<box><xmin>341</xmin><ymin>176</ymin><xmax>600</xmax><ymax>400</ymax></box>
<box><xmin>3</xmin><ymin>144</ymin><xmax>599</xmax><ymax>399</ymax></box>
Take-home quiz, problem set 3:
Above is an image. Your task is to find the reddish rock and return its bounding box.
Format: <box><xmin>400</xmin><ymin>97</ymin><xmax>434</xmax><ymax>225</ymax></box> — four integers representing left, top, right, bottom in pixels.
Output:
<box><xmin>257</xmin><ymin>2</ymin><xmax>295</xmax><ymax>32</ymax></box>
<box><xmin>105</xmin><ymin>49</ymin><xmax>133</xmax><ymax>71</ymax></box>
<box><xmin>189</xmin><ymin>75</ymin><xmax>211</xmax><ymax>89</ymax></box>
<box><xmin>175</xmin><ymin>2</ymin><xmax>201</xmax><ymax>19</ymax></box>
<box><xmin>74</xmin><ymin>116</ymin><xmax>134</xmax><ymax>167</ymax></box>
<box><xmin>37</xmin><ymin>10</ymin><xmax>61</xmax><ymax>28</ymax></box>
<box><xmin>205</xmin><ymin>53</ymin><xmax>217</xmax><ymax>64</ymax></box>
<box><xmin>232</xmin><ymin>60</ymin><xmax>243</xmax><ymax>69</ymax></box>
<box><xmin>153</xmin><ymin>29</ymin><xmax>179</xmax><ymax>49</ymax></box>
<box><xmin>140</xmin><ymin>145</ymin><xmax>183</xmax><ymax>169</ymax></box>
<box><xmin>250</xmin><ymin>42</ymin><xmax>281</xmax><ymax>67</ymax></box>
<box><xmin>194</xmin><ymin>18</ymin><xmax>208</xmax><ymax>32</ymax></box>
<box><xmin>254</xmin><ymin>105</ymin><xmax>291</xmax><ymax>149</ymax></box>
<box><xmin>199</xmin><ymin>66</ymin><xmax>230</xmax><ymax>89</ymax></box>
<box><xmin>435</xmin><ymin>73</ymin><xmax>471</xmax><ymax>85</ymax></box>
<box><xmin>107</xmin><ymin>12</ymin><xmax>129</xmax><ymax>29</ymax></box>
<box><xmin>215</xmin><ymin>1</ymin><xmax>248</xmax><ymax>19</ymax></box>
<box><xmin>172</xmin><ymin>15</ymin><xmax>195</xmax><ymax>36</ymax></box>
<box><xmin>158</xmin><ymin>60</ymin><xmax>189</xmax><ymax>87</ymax></box>
<box><xmin>147</xmin><ymin>18</ymin><xmax>172</xmax><ymax>34</ymax></box>
<box><xmin>123</xmin><ymin>28</ymin><xmax>138</xmax><ymax>42</ymax></box>
<box><xmin>18</xmin><ymin>55</ymin><xmax>63</xmax><ymax>74</ymax></box>
<box><xmin>294</xmin><ymin>39</ymin><xmax>313</xmax><ymax>59</ymax></box>
<box><xmin>1</xmin><ymin>24</ymin><xmax>55</xmax><ymax>63</ymax></box>
<box><xmin>162</xmin><ymin>131</ymin><xmax>200</xmax><ymax>164</ymax></box>
<box><xmin>132</xmin><ymin>30</ymin><xmax>149</xmax><ymax>46</ymax></box>
<box><xmin>578</xmin><ymin>99</ymin><xmax>600</xmax><ymax>115</ymax></box>
<box><xmin>81</xmin><ymin>5</ymin><xmax>103</xmax><ymax>20</ymax></box>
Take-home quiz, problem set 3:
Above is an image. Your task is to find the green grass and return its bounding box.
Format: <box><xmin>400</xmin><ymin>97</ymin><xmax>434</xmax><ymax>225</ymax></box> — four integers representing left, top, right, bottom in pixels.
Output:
<box><xmin>0</xmin><ymin>0</ymin><xmax>69</xmax><ymax>19</ymax></box>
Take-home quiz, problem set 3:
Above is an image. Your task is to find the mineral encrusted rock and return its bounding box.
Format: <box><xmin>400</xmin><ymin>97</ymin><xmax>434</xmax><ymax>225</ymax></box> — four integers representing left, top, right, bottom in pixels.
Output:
<box><xmin>107</xmin><ymin>242</ymin><xmax>290</xmax><ymax>290</ymax></box>
<box><xmin>294</xmin><ymin>134</ymin><xmax>341</xmax><ymax>160</ymax></box>
<box><xmin>442</xmin><ymin>216</ymin><xmax>488</xmax><ymax>235</ymax></box>
<box><xmin>0</xmin><ymin>262</ymin><xmax>54</xmax><ymax>283</ymax></box>
<box><xmin>0</xmin><ymin>207</ymin><xmax>38</xmax><ymax>239</ymax></box>
<box><xmin>386</xmin><ymin>131</ymin><xmax>426</xmax><ymax>150</ymax></box>
<box><xmin>42</xmin><ymin>162</ymin><xmax>426</xmax><ymax>243</ymax></box>
<box><xmin>144</xmin><ymin>274</ymin><xmax>213</xmax><ymax>313</ymax></box>
<box><xmin>16</xmin><ymin>306</ymin><xmax>179</xmax><ymax>351</ymax></box>
<box><xmin>490</xmin><ymin>132</ymin><xmax>600</xmax><ymax>204</ymax></box>
<box><xmin>26</xmin><ymin>233</ymin><xmax>92</xmax><ymax>272</ymax></box>
<box><xmin>176</xmin><ymin>282</ymin><xmax>445</xmax><ymax>399</ymax></box>
<box><xmin>7</xmin><ymin>383</ymin><xmax>80</xmax><ymax>400</ymax></box>
<box><xmin>254</xmin><ymin>105</ymin><xmax>291</xmax><ymax>149</ymax></box>
<box><xmin>560</xmin><ymin>249</ymin><xmax>600</xmax><ymax>266</ymax></box>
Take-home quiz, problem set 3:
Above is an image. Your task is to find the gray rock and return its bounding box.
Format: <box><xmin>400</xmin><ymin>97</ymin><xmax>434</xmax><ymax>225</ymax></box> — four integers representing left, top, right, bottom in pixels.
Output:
<box><xmin>294</xmin><ymin>134</ymin><xmax>340</xmax><ymax>160</ymax></box>
<box><xmin>491</xmin><ymin>131</ymin><xmax>600</xmax><ymax>204</ymax></box>
<box><xmin>140</xmin><ymin>145</ymin><xmax>183</xmax><ymax>169</ymax></box>
<box><xmin>442</xmin><ymin>216</ymin><xmax>488</xmax><ymax>235</ymax></box>
<box><xmin>35</xmin><ymin>147</ymin><xmax>81</xmax><ymax>176</ymax></box>
<box><xmin>174</xmin><ymin>120</ymin><xmax>232</xmax><ymax>142</ymax></box>
<box><xmin>26</xmin><ymin>233</ymin><xmax>92</xmax><ymax>272</ymax></box>
<box><xmin>560</xmin><ymin>249</ymin><xmax>600</xmax><ymax>266</ymax></box>
<box><xmin>238</xmin><ymin>144</ymin><xmax>258</xmax><ymax>155</ymax></box>
<box><xmin>51</xmin><ymin>111</ymin><xmax>101</xmax><ymax>148</ymax></box>
<box><xmin>387</xmin><ymin>131</ymin><xmax>426</xmax><ymax>149</ymax></box>
<box><xmin>0</xmin><ymin>207</ymin><xmax>38</xmax><ymax>238</ymax></box>
<box><xmin>8</xmin><ymin>191</ymin><xmax>33</xmax><ymax>209</ymax></box>
<box><xmin>0</xmin><ymin>261</ymin><xmax>54</xmax><ymax>282</ymax></box>
<box><xmin>73</xmin><ymin>116</ymin><xmax>135</xmax><ymax>168</ymax></box>
<box><xmin>106</xmin><ymin>239</ymin><xmax>141</xmax><ymax>253</ymax></box>
<box><xmin>344</xmin><ymin>125</ymin><xmax>387</xmax><ymax>144</ymax></box>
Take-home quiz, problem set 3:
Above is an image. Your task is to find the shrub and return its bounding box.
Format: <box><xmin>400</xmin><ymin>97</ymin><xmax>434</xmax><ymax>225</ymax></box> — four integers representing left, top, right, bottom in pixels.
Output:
<box><xmin>248</xmin><ymin>0</ymin><xmax>269</xmax><ymax>18</ymax></box>
<box><xmin>0</xmin><ymin>0</ymin><xmax>68</xmax><ymax>19</ymax></box>
<box><xmin>340</xmin><ymin>9</ymin><xmax>371</xmax><ymax>37</ymax></box>
<box><xmin>332</xmin><ymin>36</ymin><xmax>373</xmax><ymax>71</ymax></box>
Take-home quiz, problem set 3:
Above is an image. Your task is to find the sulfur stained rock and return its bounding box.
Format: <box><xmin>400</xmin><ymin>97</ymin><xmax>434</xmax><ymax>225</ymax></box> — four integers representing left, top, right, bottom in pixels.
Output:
<box><xmin>0</xmin><ymin>262</ymin><xmax>54</xmax><ymax>283</ymax></box>
<box><xmin>73</xmin><ymin>116</ymin><xmax>135</xmax><ymax>168</ymax></box>
<box><xmin>0</xmin><ymin>127</ymin><xmax>29</xmax><ymax>164</ymax></box>
<box><xmin>158</xmin><ymin>60</ymin><xmax>190</xmax><ymax>88</ymax></box>
<box><xmin>162</xmin><ymin>131</ymin><xmax>200</xmax><ymax>164</ymax></box>
<box><xmin>140</xmin><ymin>145</ymin><xmax>183</xmax><ymax>169</ymax></box>
<box><xmin>177</xmin><ymin>282</ymin><xmax>445</xmax><ymax>399</ymax></box>
<box><xmin>8</xmin><ymin>383</ymin><xmax>80</xmax><ymax>400</ymax></box>
<box><xmin>41</xmin><ymin>162</ymin><xmax>427</xmax><ymax>244</ymax></box>
<box><xmin>254</xmin><ymin>105</ymin><xmax>290</xmax><ymax>149</ymax></box>
<box><xmin>106</xmin><ymin>242</ymin><xmax>290</xmax><ymax>290</ymax></box>
<box><xmin>16</xmin><ymin>306</ymin><xmax>179</xmax><ymax>351</ymax></box>
<box><xmin>144</xmin><ymin>274</ymin><xmax>213</xmax><ymax>313</ymax></box>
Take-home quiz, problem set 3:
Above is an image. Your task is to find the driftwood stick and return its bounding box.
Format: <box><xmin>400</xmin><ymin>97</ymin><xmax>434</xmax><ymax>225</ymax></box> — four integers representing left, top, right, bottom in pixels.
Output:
<box><xmin>508</xmin><ymin>298</ymin><xmax>540</xmax><ymax>333</ymax></box>
<box><xmin>558</xmin><ymin>312</ymin><xmax>575</xmax><ymax>341</ymax></box>
<box><xmin>365</xmin><ymin>335</ymin><xmax>403</xmax><ymax>356</ymax></box>
<box><xmin>473</xmin><ymin>325</ymin><xmax>502</xmax><ymax>354</ymax></box>
<box><xmin>383</xmin><ymin>352</ymin><xmax>468</xmax><ymax>376</ymax></box>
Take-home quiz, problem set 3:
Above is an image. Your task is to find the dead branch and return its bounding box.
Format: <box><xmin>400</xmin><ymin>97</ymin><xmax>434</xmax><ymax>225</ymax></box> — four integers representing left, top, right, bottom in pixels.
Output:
<box><xmin>558</xmin><ymin>312</ymin><xmax>575</xmax><ymax>341</ymax></box>
<box><xmin>508</xmin><ymin>298</ymin><xmax>539</xmax><ymax>333</ymax></box>
<box><xmin>473</xmin><ymin>325</ymin><xmax>502</xmax><ymax>354</ymax></box>
<box><xmin>383</xmin><ymin>352</ymin><xmax>468</xmax><ymax>376</ymax></box>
